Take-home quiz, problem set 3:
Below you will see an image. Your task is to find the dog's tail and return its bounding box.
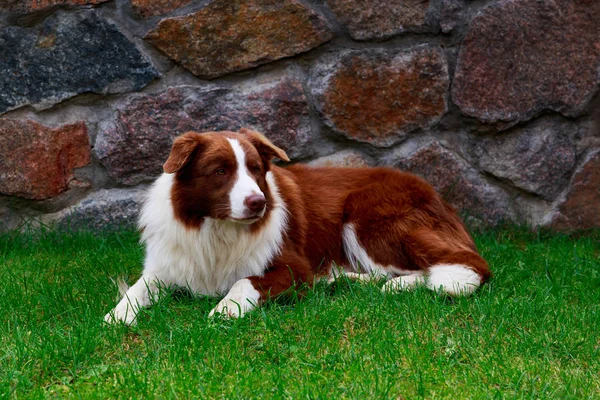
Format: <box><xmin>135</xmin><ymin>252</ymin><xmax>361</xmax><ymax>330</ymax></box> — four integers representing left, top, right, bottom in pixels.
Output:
<box><xmin>110</xmin><ymin>276</ymin><xmax>130</xmax><ymax>301</ymax></box>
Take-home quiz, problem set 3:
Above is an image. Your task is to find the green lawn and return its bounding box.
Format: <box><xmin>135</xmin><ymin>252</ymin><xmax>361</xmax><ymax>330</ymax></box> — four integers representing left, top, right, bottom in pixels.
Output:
<box><xmin>1</xmin><ymin>228</ymin><xmax>599</xmax><ymax>399</ymax></box>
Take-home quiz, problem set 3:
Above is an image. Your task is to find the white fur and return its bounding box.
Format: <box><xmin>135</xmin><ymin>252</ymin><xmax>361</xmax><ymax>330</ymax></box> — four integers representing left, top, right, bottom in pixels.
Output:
<box><xmin>342</xmin><ymin>223</ymin><xmax>415</xmax><ymax>277</ymax></box>
<box><xmin>104</xmin><ymin>275</ymin><xmax>159</xmax><ymax>325</ymax></box>
<box><xmin>227</xmin><ymin>138</ymin><xmax>263</xmax><ymax>219</ymax></box>
<box><xmin>427</xmin><ymin>264</ymin><xmax>481</xmax><ymax>296</ymax></box>
<box><xmin>209</xmin><ymin>278</ymin><xmax>261</xmax><ymax>318</ymax></box>
<box><xmin>104</xmin><ymin>171</ymin><xmax>288</xmax><ymax>324</ymax></box>
<box><xmin>342</xmin><ymin>224</ymin><xmax>481</xmax><ymax>296</ymax></box>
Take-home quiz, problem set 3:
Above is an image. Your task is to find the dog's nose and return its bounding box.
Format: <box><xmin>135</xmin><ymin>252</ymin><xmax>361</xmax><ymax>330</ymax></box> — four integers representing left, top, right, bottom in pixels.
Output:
<box><xmin>244</xmin><ymin>194</ymin><xmax>266</xmax><ymax>213</ymax></box>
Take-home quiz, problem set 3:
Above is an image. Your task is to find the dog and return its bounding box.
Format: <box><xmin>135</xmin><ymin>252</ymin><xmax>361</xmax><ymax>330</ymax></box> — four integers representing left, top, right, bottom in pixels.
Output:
<box><xmin>104</xmin><ymin>128</ymin><xmax>491</xmax><ymax>324</ymax></box>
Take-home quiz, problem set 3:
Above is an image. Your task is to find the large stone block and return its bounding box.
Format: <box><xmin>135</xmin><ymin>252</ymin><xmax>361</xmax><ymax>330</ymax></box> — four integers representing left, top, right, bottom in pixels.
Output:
<box><xmin>131</xmin><ymin>0</ymin><xmax>192</xmax><ymax>17</ymax></box>
<box><xmin>0</xmin><ymin>119</ymin><xmax>91</xmax><ymax>200</ymax></box>
<box><xmin>325</xmin><ymin>0</ymin><xmax>435</xmax><ymax>40</ymax></box>
<box><xmin>0</xmin><ymin>11</ymin><xmax>159</xmax><ymax>115</ymax></box>
<box><xmin>96</xmin><ymin>76</ymin><xmax>313</xmax><ymax>185</ymax></box>
<box><xmin>452</xmin><ymin>0</ymin><xmax>600</xmax><ymax>124</ymax></box>
<box><xmin>551</xmin><ymin>150</ymin><xmax>600</xmax><ymax>231</ymax></box>
<box><xmin>469</xmin><ymin>117</ymin><xmax>580</xmax><ymax>201</ymax></box>
<box><xmin>310</xmin><ymin>47</ymin><xmax>448</xmax><ymax>147</ymax></box>
<box><xmin>52</xmin><ymin>187</ymin><xmax>146</xmax><ymax>231</ymax></box>
<box><xmin>0</xmin><ymin>0</ymin><xmax>109</xmax><ymax>13</ymax></box>
<box><xmin>146</xmin><ymin>0</ymin><xmax>332</xmax><ymax>79</ymax></box>
<box><xmin>383</xmin><ymin>140</ymin><xmax>514</xmax><ymax>226</ymax></box>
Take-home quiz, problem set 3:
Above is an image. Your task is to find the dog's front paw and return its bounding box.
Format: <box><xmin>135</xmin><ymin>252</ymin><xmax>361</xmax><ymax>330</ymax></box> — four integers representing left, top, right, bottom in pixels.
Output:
<box><xmin>209</xmin><ymin>279</ymin><xmax>260</xmax><ymax>318</ymax></box>
<box><xmin>103</xmin><ymin>305</ymin><xmax>137</xmax><ymax>326</ymax></box>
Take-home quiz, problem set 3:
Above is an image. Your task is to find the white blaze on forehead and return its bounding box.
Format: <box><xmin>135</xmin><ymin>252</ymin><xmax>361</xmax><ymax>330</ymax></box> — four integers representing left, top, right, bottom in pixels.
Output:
<box><xmin>227</xmin><ymin>138</ymin><xmax>263</xmax><ymax>219</ymax></box>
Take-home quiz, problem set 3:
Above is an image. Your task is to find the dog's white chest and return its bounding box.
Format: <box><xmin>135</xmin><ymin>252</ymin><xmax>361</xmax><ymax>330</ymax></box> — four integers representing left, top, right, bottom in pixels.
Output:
<box><xmin>139</xmin><ymin>173</ymin><xmax>288</xmax><ymax>295</ymax></box>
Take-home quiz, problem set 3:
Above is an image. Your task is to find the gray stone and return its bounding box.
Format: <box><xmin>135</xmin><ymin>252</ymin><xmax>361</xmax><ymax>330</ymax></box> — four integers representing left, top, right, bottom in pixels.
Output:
<box><xmin>325</xmin><ymin>0</ymin><xmax>436</xmax><ymax>41</ymax></box>
<box><xmin>382</xmin><ymin>139</ymin><xmax>514</xmax><ymax>226</ymax></box>
<box><xmin>0</xmin><ymin>203</ymin><xmax>19</xmax><ymax>231</ymax></box>
<box><xmin>96</xmin><ymin>75</ymin><xmax>313</xmax><ymax>185</ymax></box>
<box><xmin>52</xmin><ymin>187</ymin><xmax>147</xmax><ymax>231</ymax></box>
<box><xmin>469</xmin><ymin>117</ymin><xmax>580</xmax><ymax>201</ymax></box>
<box><xmin>0</xmin><ymin>11</ymin><xmax>159</xmax><ymax>114</ymax></box>
<box><xmin>439</xmin><ymin>0</ymin><xmax>466</xmax><ymax>34</ymax></box>
<box><xmin>0</xmin><ymin>0</ymin><xmax>110</xmax><ymax>14</ymax></box>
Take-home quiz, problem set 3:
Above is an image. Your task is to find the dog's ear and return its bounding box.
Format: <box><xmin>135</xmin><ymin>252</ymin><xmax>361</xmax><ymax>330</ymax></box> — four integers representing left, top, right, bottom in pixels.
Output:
<box><xmin>164</xmin><ymin>132</ymin><xmax>204</xmax><ymax>173</ymax></box>
<box><xmin>239</xmin><ymin>127</ymin><xmax>290</xmax><ymax>162</ymax></box>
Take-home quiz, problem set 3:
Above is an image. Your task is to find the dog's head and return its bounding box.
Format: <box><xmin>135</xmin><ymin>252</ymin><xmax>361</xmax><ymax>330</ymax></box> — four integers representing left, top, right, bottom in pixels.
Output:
<box><xmin>163</xmin><ymin>128</ymin><xmax>289</xmax><ymax>228</ymax></box>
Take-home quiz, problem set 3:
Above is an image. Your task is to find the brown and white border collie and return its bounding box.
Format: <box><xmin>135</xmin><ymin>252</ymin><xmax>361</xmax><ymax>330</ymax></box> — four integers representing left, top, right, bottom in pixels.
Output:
<box><xmin>104</xmin><ymin>128</ymin><xmax>491</xmax><ymax>324</ymax></box>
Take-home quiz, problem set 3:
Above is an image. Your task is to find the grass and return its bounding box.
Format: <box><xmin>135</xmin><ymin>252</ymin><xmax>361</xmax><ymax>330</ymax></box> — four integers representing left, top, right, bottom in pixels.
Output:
<box><xmin>1</xmin><ymin>227</ymin><xmax>599</xmax><ymax>399</ymax></box>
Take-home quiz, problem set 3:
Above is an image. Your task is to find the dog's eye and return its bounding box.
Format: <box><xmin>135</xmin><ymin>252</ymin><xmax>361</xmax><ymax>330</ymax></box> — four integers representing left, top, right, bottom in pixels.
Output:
<box><xmin>215</xmin><ymin>168</ymin><xmax>226</xmax><ymax>176</ymax></box>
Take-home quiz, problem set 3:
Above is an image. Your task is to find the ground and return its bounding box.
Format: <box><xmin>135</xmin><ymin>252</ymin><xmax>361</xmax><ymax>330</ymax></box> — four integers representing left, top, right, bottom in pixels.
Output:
<box><xmin>1</xmin><ymin>227</ymin><xmax>599</xmax><ymax>398</ymax></box>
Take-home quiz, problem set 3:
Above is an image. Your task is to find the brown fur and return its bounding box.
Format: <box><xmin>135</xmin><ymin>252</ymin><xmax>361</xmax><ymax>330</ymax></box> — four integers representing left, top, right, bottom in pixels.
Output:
<box><xmin>168</xmin><ymin>129</ymin><xmax>491</xmax><ymax>301</ymax></box>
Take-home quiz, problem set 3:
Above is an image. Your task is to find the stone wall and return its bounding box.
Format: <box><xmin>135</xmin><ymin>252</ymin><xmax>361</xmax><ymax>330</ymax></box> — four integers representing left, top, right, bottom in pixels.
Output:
<box><xmin>0</xmin><ymin>0</ymin><xmax>599</xmax><ymax>231</ymax></box>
